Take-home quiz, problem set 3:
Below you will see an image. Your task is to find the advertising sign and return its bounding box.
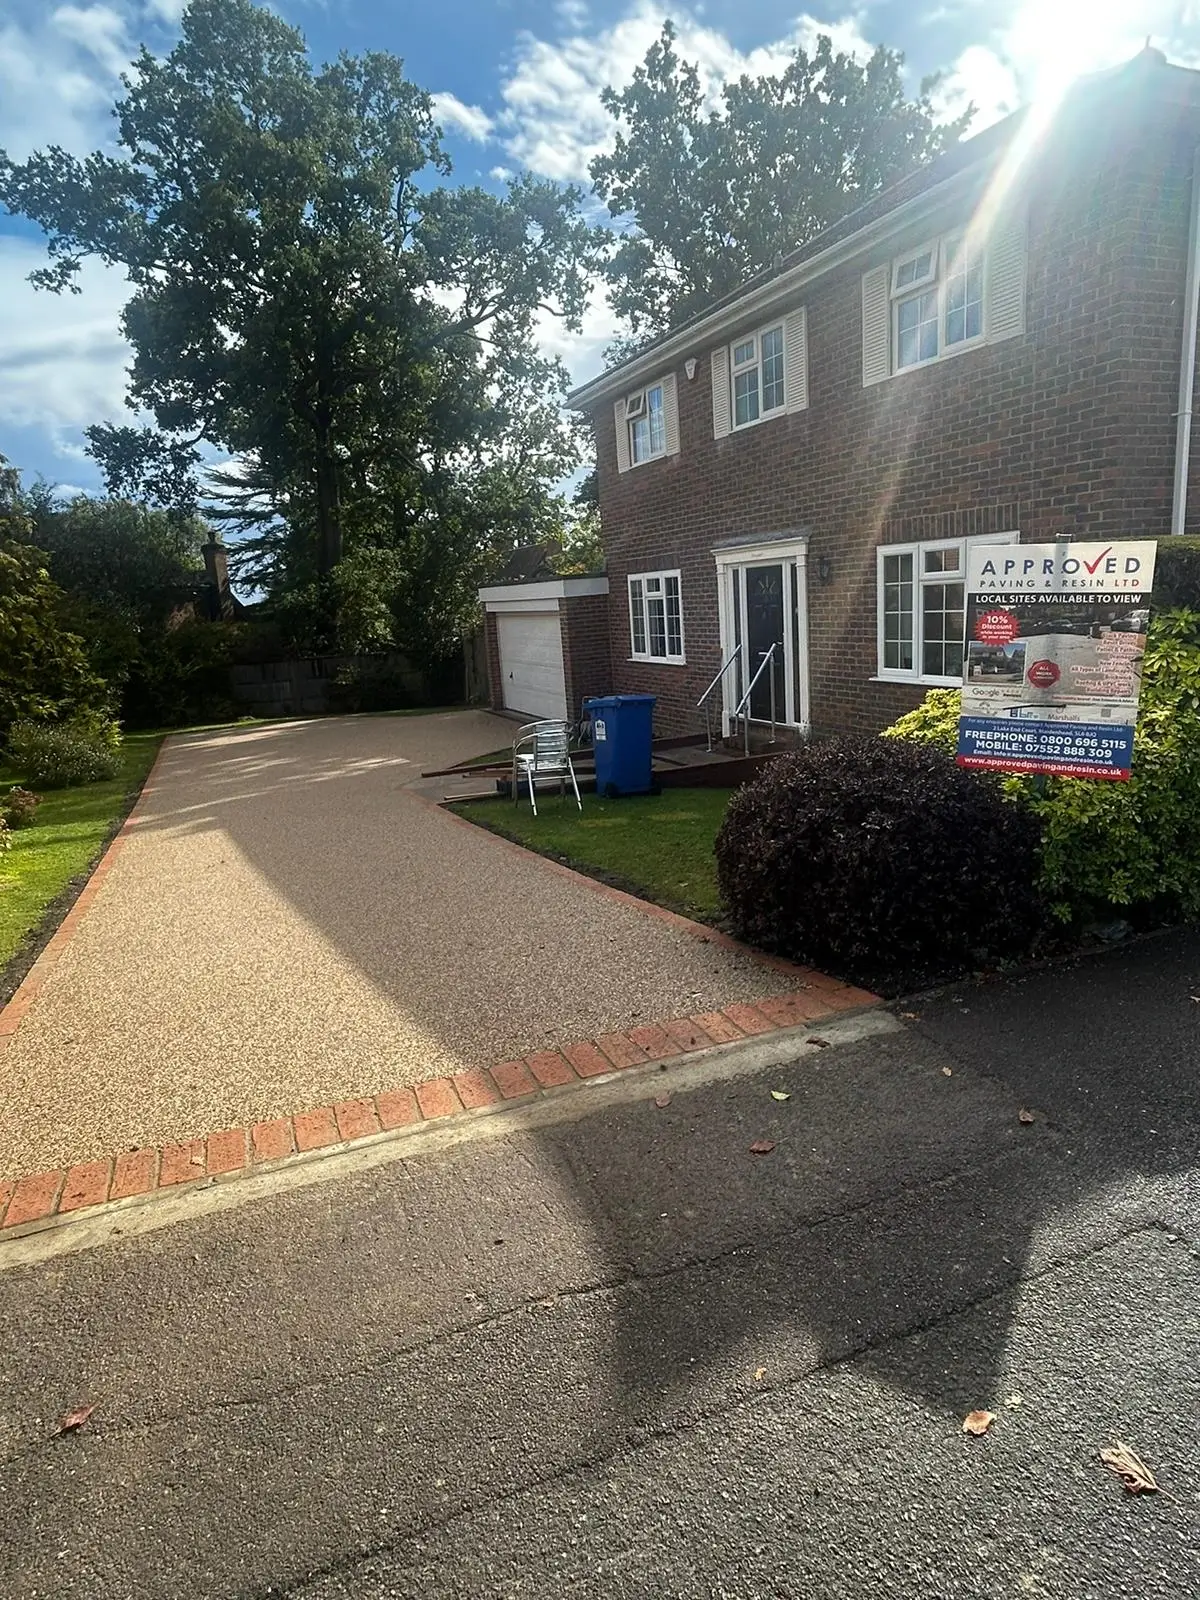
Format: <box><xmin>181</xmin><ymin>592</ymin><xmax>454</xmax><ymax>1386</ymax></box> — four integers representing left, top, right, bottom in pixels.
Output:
<box><xmin>956</xmin><ymin>541</ymin><xmax>1156</xmax><ymax>781</ymax></box>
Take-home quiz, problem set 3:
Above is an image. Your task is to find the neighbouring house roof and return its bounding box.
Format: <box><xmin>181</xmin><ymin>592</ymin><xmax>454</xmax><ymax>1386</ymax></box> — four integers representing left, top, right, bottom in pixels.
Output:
<box><xmin>567</xmin><ymin>48</ymin><xmax>1194</xmax><ymax>414</ymax></box>
<box><xmin>494</xmin><ymin>543</ymin><xmax>560</xmax><ymax>583</ymax></box>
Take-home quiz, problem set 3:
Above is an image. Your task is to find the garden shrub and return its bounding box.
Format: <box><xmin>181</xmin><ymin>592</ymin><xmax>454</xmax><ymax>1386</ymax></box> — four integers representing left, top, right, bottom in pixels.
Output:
<box><xmin>7</xmin><ymin>714</ymin><xmax>122</xmax><ymax>789</ymax></box>
<box><xmin>715</xmin><ymin>738</ymin><xmax>1045</xmax><ymax>990</ymax></box>
<box><xmin>884</xmin><ymin>608</ymin><xmax>1200</xmax><ymax>925</ymax></box>
<box><xmin>2</xmin><ymin>787</ymin><xmax>40</xmax><ymax>828</ymax></box>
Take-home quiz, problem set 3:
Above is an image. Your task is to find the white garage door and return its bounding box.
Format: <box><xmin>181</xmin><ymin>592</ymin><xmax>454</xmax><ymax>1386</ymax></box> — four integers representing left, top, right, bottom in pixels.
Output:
<box><xmin>498</xmin><ymin>611</ymin><xmax>568</xmax><ymax>721</ymax></box>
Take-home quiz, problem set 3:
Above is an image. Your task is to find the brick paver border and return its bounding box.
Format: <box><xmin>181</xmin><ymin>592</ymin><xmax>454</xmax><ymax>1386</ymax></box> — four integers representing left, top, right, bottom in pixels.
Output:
<box><xmin>0</xmin><ymin>732</ymin><xmax>880</xmax><ymax>1236</ymax></box>
<box><xmin>0</xmin><ymin>979</ymin><xmax>878</xmax><ymax>1234</ymax></box>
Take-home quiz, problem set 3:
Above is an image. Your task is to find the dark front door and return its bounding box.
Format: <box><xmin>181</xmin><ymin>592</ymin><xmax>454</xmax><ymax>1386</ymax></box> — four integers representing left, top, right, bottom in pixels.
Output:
<box><xmin>744</xmin><ymin>563</ymin><xmax>786</xmax><ymax>721</ymax></box>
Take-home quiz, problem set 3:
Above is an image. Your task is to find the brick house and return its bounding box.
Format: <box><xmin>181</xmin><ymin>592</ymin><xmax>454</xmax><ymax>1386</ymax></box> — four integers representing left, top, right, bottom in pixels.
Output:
<box><xmin>480</xmin><ymin>50</ymin><xmax>1200</xmax><ymax>742</ymax></box>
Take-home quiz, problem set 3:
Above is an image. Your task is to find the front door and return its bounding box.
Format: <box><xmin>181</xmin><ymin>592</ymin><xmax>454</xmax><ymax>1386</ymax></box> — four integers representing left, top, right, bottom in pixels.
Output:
<box><xmin>743</xmin><ymin>563</ymin><xmax>787</xmax><ymax>722</ymax></box>
<box><xmin>715</xmin><ymin>540</ymin><xmax>810</xmax><ymax>735</ymax></box>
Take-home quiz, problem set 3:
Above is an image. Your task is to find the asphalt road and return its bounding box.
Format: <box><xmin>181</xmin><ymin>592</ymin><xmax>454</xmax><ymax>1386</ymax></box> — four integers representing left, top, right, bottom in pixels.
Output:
<box><xmin>0</xmin><ymin>931</ymin><xmax>1197</xmax><ymax>1598</ymax></box>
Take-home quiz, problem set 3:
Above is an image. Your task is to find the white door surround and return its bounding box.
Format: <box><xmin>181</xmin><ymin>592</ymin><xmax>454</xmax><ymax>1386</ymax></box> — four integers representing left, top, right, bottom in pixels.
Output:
<box><xmin>713</xmin><ymin>534</ymin><xmax>811</xmax><ymax>738</ymax></box>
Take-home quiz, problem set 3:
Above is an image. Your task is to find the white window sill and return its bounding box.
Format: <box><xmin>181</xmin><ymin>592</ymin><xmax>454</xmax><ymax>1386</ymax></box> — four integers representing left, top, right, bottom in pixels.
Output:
<box><xmin>628</xmin><ymin>450</ymin><xmax>668</xmax><ymax>469</ymax></box>
<box><xmin>871</xmin><ymin>673</ymin><xmax>962</xmax><ymax>689</ymax></box>
<box><xmin>729</xmin><ymin>407</ymin><xmax>787</xmax><ymax>435</ymax></box>
<box><xmin>891</xmin><ymin>334</ymin><xmax>985</xmax><ymax>378</ymax></box>
<box><xmin>629</xmin><ymin>654</ymin><xmax>687</xmax><ymax>667</ymax></box>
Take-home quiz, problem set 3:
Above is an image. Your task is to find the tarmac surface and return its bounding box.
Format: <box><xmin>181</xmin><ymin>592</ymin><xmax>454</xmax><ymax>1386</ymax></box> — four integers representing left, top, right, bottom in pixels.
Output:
<box><xmin>0</xmin><ymin>928</ymin><xmax>1197</xmax><ymax>1598</ymax></box>
<box><xmin>0</xmin><ymin>712</ymin><xmax>792</xmax><ymax>1177</ymax></box>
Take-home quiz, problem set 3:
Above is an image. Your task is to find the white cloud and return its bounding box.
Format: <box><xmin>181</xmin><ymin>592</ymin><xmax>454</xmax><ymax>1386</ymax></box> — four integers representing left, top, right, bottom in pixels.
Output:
<box><xmin>51</xmin><ymin>5</ymin><xmax>132</xmax><ymax>78</ymax></box>
<box><xmin>931</xmin><ymin>43</ymin><xmax>1019</xmax><ymax>132</ymax></box>
<box><xmin>498</xmin><ymin>1</ymin><xmax>873</xmax><ymax>184</ymax></box>
<box><xmin>536</xmin><ymin>277</ymin><xmax>620</xmax><ymax>393</ymax></box>
<box><xmin>489</xmin><ymin>164</ymin><xmax>514</xmax><ymax>182</ymax></box>
<box><xmin>431</xmin><ymin>91</ymin><xmax>495</xmax><ymax>143</ymax></box>
<box><xmin>0</xmin><ymin>237</ymin><xmax>132</xmax><ymax>448</ymax></box>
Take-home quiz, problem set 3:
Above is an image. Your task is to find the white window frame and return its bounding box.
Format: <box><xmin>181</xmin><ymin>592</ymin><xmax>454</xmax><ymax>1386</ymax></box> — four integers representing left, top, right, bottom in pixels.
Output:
<box><xmin>628</xmin><ymin>569</ymin><xmax>685</xmax><ymax>665</ymax></box>
<box><xmin>627</xmin><ymin>382</ymin><xmax>666</xmax><ymax>465</ymax></box>
<box><xmin>729</xmin><ymin>321</ymin><xmax>786</xmax><ymax>431</ymax></box>
<box><xmin>875</xmin><ymin>532</ymin><xmax>1013</xmax><ymax>687</ymax></box>
<box><xmin>891</xmin><ymin>232</ymin><xmax>985</xmax><ymax>373</ymax></box>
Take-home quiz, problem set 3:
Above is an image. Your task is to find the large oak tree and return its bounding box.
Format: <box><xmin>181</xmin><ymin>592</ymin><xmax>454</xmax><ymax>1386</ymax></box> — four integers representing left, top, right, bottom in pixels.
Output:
<box><xmin>0</xmin><ymin>0</ymin><xmax>599</xmax><ymax>649</ymax></box>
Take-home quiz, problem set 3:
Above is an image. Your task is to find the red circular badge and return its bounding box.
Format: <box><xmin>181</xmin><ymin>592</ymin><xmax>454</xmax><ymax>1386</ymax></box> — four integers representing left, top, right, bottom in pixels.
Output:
<box><xmin>975</xmin><ymin>608</ymin><xmax>1019</xmax><ymax>646</ymax></box>
<box><xmin>1027</xmin><ymin>659</ymin><xmax>1061</xmax><ymax>689</ymax></box>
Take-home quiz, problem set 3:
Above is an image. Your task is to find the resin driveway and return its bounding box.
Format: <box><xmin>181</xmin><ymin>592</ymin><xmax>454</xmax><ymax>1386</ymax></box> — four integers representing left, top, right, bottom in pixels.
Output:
<box><xmin>0</xmin><ymin>712</ymin><xmax>798</xmax><ymax>1177</ymax></box>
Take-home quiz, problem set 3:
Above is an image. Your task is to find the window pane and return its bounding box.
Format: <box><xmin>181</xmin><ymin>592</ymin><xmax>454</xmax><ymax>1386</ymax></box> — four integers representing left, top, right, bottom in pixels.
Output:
<box><xmin>665</xmin><ymin>576</ymin><xmax>682</xmax><ymax>657</ymax></box>
<box><xmin>923</xmin><ymin>546</ymin><xmax>961</xmax><ymax>574</ymax></box>
<box><xmin>630</xmin><ymin>581</ymin><xmax>647</xmax><ymax>654</ymax></box>
<box><xmin>761</xmin><ymin>326</ymin><xmax>785</xmax><ymax>411</ymax></box>
<box><xmin>881</xmin><ymin>552</ymin><xmax>915</xmax><ymax>671</ymax></box>
<box><xmin>734</xmin><ymin>366</ymin><xmax>759</xmax><ymax>426</ymax></box>
<box><xmin>630</xmin><ymin>416</ymin><xmax>650</xmax><ymax>462</ymax></box>
<box><xmin>647</xmin><ymin>595</ymin><xmax>667</xmax><ymax>657</ymax></box>
<box><xmin>896</xmin><ymin>291</ymin><xmax>938</xmax><ymax>368</ymax></box>
<box><xmin>921</xmin><ymin>579</ymin><xmax>965</xmax><ymax>678</ymax></box>
<box><xmin>945</xmin><ymin>251</ymin><xmax>983</xmax><ymax>346</ymax></box>
<box><xmin>647</xmin><ymin>385</ymin><xmax>665</xmax><ymax>453</ymax></box>
<box><xmin>733</xmin><ymin>338</ymin><xmax>755</xmax><ymax>367</ymax></box>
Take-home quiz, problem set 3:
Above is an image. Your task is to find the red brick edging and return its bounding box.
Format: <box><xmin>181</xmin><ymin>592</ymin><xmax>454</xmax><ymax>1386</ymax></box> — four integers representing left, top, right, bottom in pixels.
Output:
<box><xmin>0</xmin><ymin>979</ymin><xmax>877</xmax><ymax>1234</ymax></box>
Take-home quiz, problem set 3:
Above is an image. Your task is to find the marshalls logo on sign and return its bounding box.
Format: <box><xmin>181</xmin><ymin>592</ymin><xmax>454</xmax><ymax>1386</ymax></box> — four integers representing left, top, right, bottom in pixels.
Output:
<box><xmin>956</xmin><ymin>541</ymin><xmax>1156</xmax><ymax>782</ymax></box>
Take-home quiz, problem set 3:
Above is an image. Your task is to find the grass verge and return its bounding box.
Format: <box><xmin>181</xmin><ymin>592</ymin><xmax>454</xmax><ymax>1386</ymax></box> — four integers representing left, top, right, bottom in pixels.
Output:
<box><xmin>0</xmin><ymin>732</ymin><xmax>163</xmax><ymax>984</ymax></box>
<box><xmin>449</xmin><ymin>788</ymin><xmax>731</xmax><ymax>921</ymax></box>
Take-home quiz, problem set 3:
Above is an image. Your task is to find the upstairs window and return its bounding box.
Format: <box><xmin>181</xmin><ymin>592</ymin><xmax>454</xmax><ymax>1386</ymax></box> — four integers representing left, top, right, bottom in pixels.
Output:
<box><xmin>614</xmin><ymin>374</ymin><xmax>678</xmax><ymax>472</ymax></box>
<box><xmin>891</xmin><ymin>235</ymin><xmax>984</xmax><ymax>371</ymax></box>
<box><xmin>731</xmin><ymin>323</ymin><xmax>785</xmax><ymax>428</ymax></box>
<box><xmin>626</xmin><ymin>383</ymin><xmax>666</xmax><ymax>463</ymax></box>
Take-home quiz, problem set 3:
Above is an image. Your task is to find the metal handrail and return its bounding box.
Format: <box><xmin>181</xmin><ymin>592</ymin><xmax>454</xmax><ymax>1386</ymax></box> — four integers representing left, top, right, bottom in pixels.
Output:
<box><xmin>696</xmin><ymin>654</ymin><xmax>741</xmax><ymax>751</ymax></box>
<box><xmin>731</xmin><ymin>643</ymin><xmax>778</xmax><ymax>756</ymax></box>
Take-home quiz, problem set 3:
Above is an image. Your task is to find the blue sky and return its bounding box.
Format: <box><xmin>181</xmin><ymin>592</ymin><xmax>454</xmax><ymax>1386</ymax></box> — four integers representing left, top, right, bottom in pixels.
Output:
<box><xmin>1</xmin><ymin>0</ymin><xmax>1198</xmax><ymax>495</ymax></box>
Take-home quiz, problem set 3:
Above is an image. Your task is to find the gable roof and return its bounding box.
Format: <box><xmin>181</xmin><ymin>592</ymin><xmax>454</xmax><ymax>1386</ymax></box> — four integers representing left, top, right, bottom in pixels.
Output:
<box><xmin>567</xmin><ymin>48</ymin><xmax>1191</xmax><ymax>413</ymax></box>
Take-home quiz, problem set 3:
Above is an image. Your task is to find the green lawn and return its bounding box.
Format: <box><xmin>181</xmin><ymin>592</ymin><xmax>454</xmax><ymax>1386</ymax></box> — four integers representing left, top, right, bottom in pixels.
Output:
<box><xmin>0</xmin><ymin>732</ymin><xmax>163</xmax><ymax>972</ymax></box>
<box><xmin>450</xmin><ymin>788</ymin><xmax>732</xmax><ymax>921</ymax></box>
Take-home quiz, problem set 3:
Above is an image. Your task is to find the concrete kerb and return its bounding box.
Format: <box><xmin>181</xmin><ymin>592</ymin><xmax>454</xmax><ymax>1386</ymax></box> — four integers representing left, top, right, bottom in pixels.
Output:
<box><xmin>0</xmin><ymin>1009</ymin><xmax>901</xmax><ymax>1270</ymax></box>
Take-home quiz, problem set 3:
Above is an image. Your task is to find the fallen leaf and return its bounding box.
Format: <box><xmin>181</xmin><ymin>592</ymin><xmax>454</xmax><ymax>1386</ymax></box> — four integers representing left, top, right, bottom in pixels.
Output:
<box><xmin>962</xmin><ymin>1409</ymin><xmax>996</xmax><ymax>1436</ymax></box>
<box><xmin>899</xmin><ymin>1011</ymin><xmax>921</xmax><ymax>1020</ymax></box>
<box><xmin>748</xmin><ymin>1139</ymin><xmax>776</xmax><ymax>1156</ymax></box>
<box><xmin>1190</xmin><ymin>995</ymin><xmax>1200</xmax><ymax>1004</ymax></box>
<box><xmin>942</xmin><ymin>1067</ymin><xmax>953</xmax><ymax>1077</ymax></box>
<box><xmin>55</xmin><ymin>1403</ymin><xmax>96</xmax><ymax>1436</ymax></box>
<box><xmin>805</xmin><ymin>1036</ymin><xmax>830</xmax><ymax>1048</ymax></box>
<box><xmin>1004</xmin><ymin>1393</ymin><xmax>1023</xmax><ymax>1409</ymax></box>
<box><xmin>754</xmin><ymin>1366</ymin><xmax>767</xmax><ymax>1382</ymax></box>
<box><xmin>770</xmin><ymin>1090</ymin><xmax>791</xmax><ymax>1102</ymax></box>
<box><xmin>1100</xmin><ymin>1440</ymin><xmax>1160</xmax><ymax>1494</ymax></box>
<box><xmin>654</xmin><ymin>1092</ymin><xmax>672</xmax><ymax>1109</ymax></box>
<box><xmin>1018</xmin><ymin>1108</ymin><xmax>1035</xmax><ymax>1125</ymax></box>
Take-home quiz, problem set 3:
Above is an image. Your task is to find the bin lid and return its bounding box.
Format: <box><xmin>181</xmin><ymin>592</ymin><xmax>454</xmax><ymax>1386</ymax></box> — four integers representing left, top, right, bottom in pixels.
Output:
<box><xmin>583</xmin><ymin>694</ymin><xmax>657</xmax><ymax>709</ymax></box>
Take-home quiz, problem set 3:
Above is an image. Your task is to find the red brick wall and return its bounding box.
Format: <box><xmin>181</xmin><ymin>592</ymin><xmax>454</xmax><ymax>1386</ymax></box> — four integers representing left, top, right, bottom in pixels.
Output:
<box><xmin>483</xmin><ymin>612</ymin><xmax>505</xmax><ymax>714</ymax></box>
<box><xmin>560</xmin><ymin>593</ymin><xmax>613</xmax><ymax>719</ymax></box>
<box><xmin>590</xmin><ymin>74</ymin><xmax>1200</xmax><ymax>738</ymax></box>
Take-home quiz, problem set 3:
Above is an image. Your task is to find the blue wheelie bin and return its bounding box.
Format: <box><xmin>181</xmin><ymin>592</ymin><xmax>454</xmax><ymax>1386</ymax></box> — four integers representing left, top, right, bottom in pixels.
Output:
<box><xmin>583</xmin><ymin>694</ymin><xmax>657</xmax><ymax>797</ymax></box>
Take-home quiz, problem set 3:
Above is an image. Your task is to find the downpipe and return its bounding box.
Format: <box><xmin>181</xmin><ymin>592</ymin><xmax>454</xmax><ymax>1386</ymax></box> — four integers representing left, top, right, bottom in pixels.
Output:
<box><xmin>1170</xmin><ymin>145</ymin><xmax>1200</xmax><ymax>536</ymax></box>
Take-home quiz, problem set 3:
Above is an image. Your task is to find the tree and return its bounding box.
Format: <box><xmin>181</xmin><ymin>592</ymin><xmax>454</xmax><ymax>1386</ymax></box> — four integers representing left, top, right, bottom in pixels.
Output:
<box><xmin>590</xmin><ymin>24</ymin><xmax>971</xmax><ymax>339</ymax></box>
<box><xmin>0</xmin><ymin>460</ymin><xmax>107</xmax><ymax>739</ymax></box>
<box><xmin>23</xmin><ymin>487</ymin><xmax>207</xmax><ymax>623</ymax></box>
<box><xmin>1</xmin><ymin>0</ymin><xmax>599</xmax><ymax>643</ymax></box>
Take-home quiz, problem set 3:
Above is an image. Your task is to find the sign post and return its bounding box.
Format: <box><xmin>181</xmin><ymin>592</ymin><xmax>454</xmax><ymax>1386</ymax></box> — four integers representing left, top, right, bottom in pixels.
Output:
<box><xmin>956</xmin><ymin>541</ymin><xmax>1157</xmax><ymax>782</ymax></box>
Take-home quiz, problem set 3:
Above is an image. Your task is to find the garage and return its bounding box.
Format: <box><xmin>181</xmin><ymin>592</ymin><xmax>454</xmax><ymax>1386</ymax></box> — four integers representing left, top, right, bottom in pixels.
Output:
<box><xmin>497</xmin><ymin>611</ymin><xmax>567</xmax><ymax>721</ymax></box>
<box><xmin>478</xmin><ymin>574</ymin><xmax>611</xmax><ymax>726</ymax></box>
